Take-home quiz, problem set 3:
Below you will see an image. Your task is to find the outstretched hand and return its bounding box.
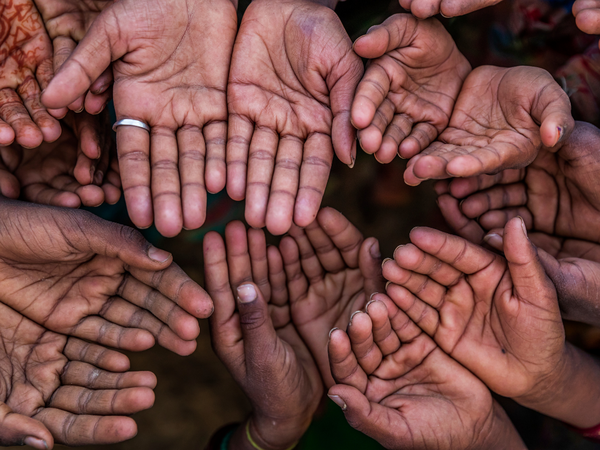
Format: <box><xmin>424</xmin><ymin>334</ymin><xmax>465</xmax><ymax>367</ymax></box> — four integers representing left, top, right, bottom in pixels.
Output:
<box><xmin>352</xmin><ymin>14</ymin><xmax>470</xmax><ymax>162</ymax></box>
<box><xmin>0</xmin><ymin>301</ymin><xmax>157</xmax><ymax>449</ymax></box>
<box><xmin>226</xmin><ymin>0</ymin><xmax>363</xmax><ymax>235</ymax></box>
<box><xmin>404</xmin><ymin>65</ymin><xmax>573</xmax><ymax>186</ymax></box>
<box><xmin>0</xmin><ymin>198</ymin><xmax>213</xmax><ymax>356</ymax></box>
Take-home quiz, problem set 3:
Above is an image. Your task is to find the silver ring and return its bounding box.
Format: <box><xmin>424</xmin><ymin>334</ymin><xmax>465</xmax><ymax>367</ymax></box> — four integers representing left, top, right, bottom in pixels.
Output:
<box><xmin>112</xmin><ymin>118</ymin><xmax>150</xmax><ymax>132</ymax></box>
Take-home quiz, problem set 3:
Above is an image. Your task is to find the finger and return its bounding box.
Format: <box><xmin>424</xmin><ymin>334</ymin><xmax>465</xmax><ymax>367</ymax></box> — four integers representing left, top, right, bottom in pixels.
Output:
<box><xmin>0</xmin><ymin>88</ymin><xmax>43</xmax><ymax>148</ymax></box>
<box><xmin>204</xmin><ymin>121</ymin><xmax>228</xmax><ymax>194</ymax></box>
<box><xmin>479</xmin><ymin>207</ymin><xmax>533</xmax><ymax>231</ymax></box>
<box><xmin>0</xmin><ymin>152</ymin><xmax>20</xmax><ymax>198</ymax></box>
<box><xmin>224</xmin><ymin>221</ymin><xmax>253</xmax><ymax>288</ymax></box>
<box><xmin>178</xmin><ymin>125</ymin><xmax>207</xmax><ymax>230</ymax></box>
<box><xmin>359</xmin><ymin>237</ymin><xmax>385</xmax><ymax>296</ymax></box>
<box><xmin>304</xmin><ymin>218</ymin><xmax>346</xmax><ymax>273</ymax></box>
<box><xmin>532</xmin><ymin>77</ymin><xmax>574</xmax><ymax>148</ymax></box>
<box><xmin>440</xmin><ymin>0</ymin><xmax>502</xmax><ymax>16</ymax></box>
<box><xmin>446</xmin><ymin>169</ymin><xmax>525</xmax><ymax>199</ymax></box>
<box><xmin>84</xmin><ymin>87</ymin><xmax>112</xmax><ymax>115</ymax></box>
<box><xmin>460</xmin><ymin>183</ymin><xmax>527</xmax><ymax>219</ymax></box>
<box><xmin>317</xmin><ymin>207</ymin><xmax>364</xmax><ymax>268</ymax></box>
<box><xmin>377</xmin><ymin>113</ymin><xmax>413</xmax><ymax>162</ymax></box>
<box><xmin>328</xmin><ymin>328</ymin><xmax>368</xmax><ymax>391</ymax></box>
<box><xmin>280</xmin><ymin>236</ymin><xmax>310</xmax><ymax>305</ymax></box>
<box><xmin>351</xmin><ymin>63</ymin><xmax>392</xmax><ymax>130</ymax></box>
<box><xmin>48</xmin><ymin>386</ymin><xmax>155</xmax><ymax>415</ymax></box>
<box><xmin>22</xmin><ymin>182</ymin><xmax>82</xmax><ymax>208</ymax></box>
<box><xmin>400</xmin><ymin>122</ymin><xmax>439</xmax><ymax>159</ymax></box>
<box><xmin>574</xmin><ymin>2</ymin><xmax>600</xmax><ymax>34</ymax></box>
<box><xmin>288</xmin><ymin>224</ymin><xmax>325</xmax><ymax>282</ymax></box>
<box><xmin>392</xmin><ymin>243</ymin><xmax>462</xmax><ymax>286</ymax></box>
<box><xmin>18</xmin><ymin>77</ymin><xmax>62</xmax><ymax>143</ymax></box>
<box><xmin>385</xmin><ymin>283</ymin><xmax>440</xmax><ymax>336</ymax></box>
<box><xmin>348</xmin><ymin>310</ymin><xmax>382</xmax><ymax>374</ymax></box>
<box><xmin>267</xmin><ymin>245</ymin><xmax>289</xmax><ymax>308</ymax></box>
<box><xmin>117</xmin><ymin>125</ymin><xmax>152</xmax><ymax>229</ymax></box>
<box><xmin>63</xmin><ymin>338</ymin><xmax>131</xmax><ymax>372</ymax></box>
<box><xmin>61</xmin><ymin>361</ymin><xmax>157</xmax><ymax>389</ymax></box>
<box><xmin>0</xmin><ymin>117</ymin><xmax>15</xmax><ymax>145</ymax></box>
<box><xmin>381</xmin><ymin>260</ymin><xmax>447</xmax><ymax>307</ymax></box>
<box><xmin>265</xmin><ymin>135</ymin><xmax>303</xmax><ymax>235</ymax></box>
<box><xmin>226</xmin><ymin>114</ymin><xmax>253</xmax><ymax>201</ymax></box>
<box><xmin>70</xmin><ymin>316</ymin><xmax>156</xmax><ymax>351</ymax></box>
<box><xmin>366</xmin><ymin>299</ymin><xmax>400</xmax><ymax>356</ymax></box>
<box><xmin>0</xmin><ymin>402</ymin><xmax>53</xmax><ymax>450</ymax></box>
<box><xmin>248</xmin><ymin>227</ymin><xmax>270</xmax><ymax>301</ymax></box>
<box><xmin>356</xmin><ymin>98</ymin><xmax>394</xmax><ymax>154</ymax></box>
<box><xmin>353</xmin><ymin>15</ymin><xmax>419</xmax><ymax>59</ymax></box>
<box><xmin>437</xmin><ymin>194</ymin><xmax>486</xmax><ymax>244</ymax></box>
<box><xmin>293</xmin><ymin>133</ymin><xmax>333</xmax><ymax>228</ymax></box>
<box><xmin>43</xmin><ymin>174</ymin><xmax>106</xmax><ymax>207</ymax></box>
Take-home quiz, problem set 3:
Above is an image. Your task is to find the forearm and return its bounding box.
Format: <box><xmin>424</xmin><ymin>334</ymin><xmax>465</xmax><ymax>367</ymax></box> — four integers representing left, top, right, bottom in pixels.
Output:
<box><xmin>516</xmin><ymin>342</ymin><xmax>600</xmax><ymax>428</ymax></box>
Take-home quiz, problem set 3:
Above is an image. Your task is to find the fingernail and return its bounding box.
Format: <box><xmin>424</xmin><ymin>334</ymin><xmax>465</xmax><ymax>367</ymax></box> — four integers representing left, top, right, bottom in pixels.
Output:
<box><xmin>24</xmin><ymin>437</ymin><xmax>48</xmax><ymax>449</ymax></box>
<box><xmin>237</xmin><ymin>284</ymin><xmax>257</xmax><ymax>303</ymax></box>
<box><xmin>483</xmin><ymin>233</ymin><xmax>503</xmax><ymax>249</ymax></box>
<box><xmin>381</xmin><ymin>257</ymin><xmax>392</xmax><ymax>268</ymax></box>
<box><xmin>385</xmin><ymin>280</ymin><xmax>391</xmax><ymax>290</ymax></box>
<box><xmin>349</xmin><ymin>310</ymin><xmax>362</xmax><ymax>325</ymax></box>
<box><xmin>517</xmin><ymin>216</ymin><xmax>528</xmax><ymax>236</ymax></box>
<box><xmin>329</xmin><ymin>327</ymin><xmax>339</xmax><ymax>339</ymax></box>
<box><xmin>393</xmin><ymin>244</ymin><xmax>405</xmax><ymax>258</ymax></box>
<box><xmin>365</xmin><ymin>298</ymin><xmax>377</xmax><ymax>311</ymax></box>
<box><xmin>147</xmin><ymin>245</ymin><xmax>171</xmax><ymax>263</ymax></box>
<box><xmin>348</xmin><ymin>154</ymin><xmax>355</xmax><ymax>169</ymax></box>
<box><xmin>328</xmin><ymin>394</ymin><xmax>347</xmax><ymax>411</ymax></box>
<box><xmin>557</xmin><ymin>125</ymin><xmax>564</xmax><ymax>143</ymax></box>
<box><xmin>75</xmin><ymin>105</ymin><xmax>85</xmax><ymax>113</ymax></box>
<box><xmin>370</xmin><ymin>241</ymin><xmax>381</xmax><ymax>259</ymax></box>
<box><xmin>369</xmin><ymin>292</ymin><xmax>379</xmax><ymax>301</ymax></box>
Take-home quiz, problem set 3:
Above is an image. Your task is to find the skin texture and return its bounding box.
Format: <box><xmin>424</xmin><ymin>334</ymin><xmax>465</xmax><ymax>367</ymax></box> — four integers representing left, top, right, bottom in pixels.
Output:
<box><xmin>0</xmin><ymin>302</ymin><xmax>157</xmax><ymax>449</ymax></box>
<box><xmin>280</xmin><ymin>207</ymin><xmax>384</xmax><ymax>387</ymax></box>
<box><xmin>204</xmin><ymin>223</ymin><xmax>322</xmax><ymax>450</ymax></box>
<box><xmin>403</xmin><ymin>65</ymin><xmax>573</xmax><ymax>187</ymax></box>
<box><xmin>33</xmin><ymin>0</ymin><xmax>113</xmax><ymax>114</ymax></box>
<box><xmin>352</xmin><ymin>14</ymin><xmax>471</xmax><ymax>163</ymax></box>
<box><xmin>226</xmin><ymin>0</ymin><xmax>363</xmax><ymax>235</ymax></box>
<box><xmin>0</xmin><ymin>112</ymin><xmax>121</xmax><ymax>207</ymax></box>
<box><xmin>0</xmin><ymin>198</ymin><xmax>214</xmax><ymax>356</ymax></box>
<box><xmin>41</xmin><ymin>0</ymin><xmax>238</xmax><ymax>237</ymax></box>
<box><xmin>399</xmin><ymin>0</ymin><xmax>504</xmax><ymax>19</ymax></box>
<box><xmin>327</xmin><ymin>295</ymin><xmax>526</xmax><ymax>450</ymax></box>
<box><xmin>0</xmin><ymin>0</ymin><xmax>63</xmax><ymax>148</ymax></box>
<box><xmin>573</xmin><ymin>0</ymin><xmax>600</xmax><ymax>38</ymax></box>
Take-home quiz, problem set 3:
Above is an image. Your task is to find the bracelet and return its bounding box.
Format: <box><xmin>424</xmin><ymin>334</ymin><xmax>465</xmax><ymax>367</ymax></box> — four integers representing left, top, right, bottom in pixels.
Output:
<box><xmin>567</xmin><ymin>422</ymin><xmax>600</xmax><ymax>442</ymax></box>
<box><xmin>245</xmin><ymin>420</ymin><xmax>298</xmax><ymax>450</ymax></box>
<box><xmin>221</xmin><ymin>427</ymin><xmax>236</xmax><ymax>450</ymax></box>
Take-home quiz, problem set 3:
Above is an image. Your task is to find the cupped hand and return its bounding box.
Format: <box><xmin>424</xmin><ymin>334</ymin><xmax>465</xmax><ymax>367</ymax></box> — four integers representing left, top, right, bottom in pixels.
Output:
<box><xmin>0</xmin><ymin>0</ymin><xmax>63</xmax><ymax>148</ymax></box>
<box><xmin>226</xmin><ymin>0</ymin><xmax>363</xmax><ymax>235</ymax></box>
<box><xmin>279</xmin><ymin>207</ymin><xmax>384</xmax><ymax>386</ymax></box>
<box><xmin>352</xmin><ymin>14</ymin><xmax>470</xmax><ymax>163</ymax></box>
<box><xmin>382</xmin><ymin>217</ymin><xmax>566</xmax><ymax>403</ymax></box>
<box><xmin>203</xmin><ymin>221</ymin><xmax>322</xmax><ymax>450</ymax></box>
<box><xmin>0</xmin><ymin>198</ymin><xmax>213</xmax><ymax>356</ymax></box>
<box><xmin>33</xmin><ymin>0</ymin><xmax>113</xmax><ymax>114</ymax></box>
<box><xmin>0</xmin><ymin>301</ymin><xmax>157</xmax><ymax>449</ymax></box>
<box><xmin>41</xmin><ymin>0</ymin><xmax>238</xmax><ymax>237</ymax></box>
<box><xmin>0</xmin><ymin>112</ymin><xmax>121</xmax><ymax>207</ymax></box>
<box><xmin>327</xmin><ymin>295</ymin><xmax>524</xmax><ymax>450</ymax></box>
<box><xmin>404</xmin><ymin>65</ymin><xmax>573</xmax><ymax>186</ymax></box>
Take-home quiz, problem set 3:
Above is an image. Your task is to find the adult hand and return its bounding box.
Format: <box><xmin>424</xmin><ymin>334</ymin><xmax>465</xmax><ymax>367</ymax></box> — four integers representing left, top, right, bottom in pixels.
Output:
<box><xmin>327</xmin><ymin>295</ymin><xmax>525</xmax><ymax>450</ymax></box>
<box><xmin>33</xmin><ymin>0</ymin><xmax>113</xmax><ymax>114</ymax></box>
<box><xmin>280</xmin><ymin>207</ymin><xmax>384</xmax><ymax>386</ymax></box>
<box><xmin>0</xmin><ymin>0</ymin><xmax>64</xmax><ymax>148</ymax></box>
<box><xmin>0</xmin><ymin>301</ymin><xmax>156</xmax><ymax>449</ymax></box>
<box><xmin>0</xmin><ymin>112</ymin><xmax>121</xmax><ymax>207</ymax></box>
<box><xmin>204</xmin><ymin>221</ymin><xmax>322</xmax><ymax>450</ymax></box>
<box><xmin>573</xmin><ymin>0</ymin><xmax>600</xmax><ymax>37</ymax></box>
<box><xmin>226</xmin><ymin>0</ymin><xmax>363</xmax><ymax>235</ymax></box>
<box><xmin>352</xmin><ymin>14</ymin><xmax>470</xmax><ymax>163</ymax></box>
<box><xmin>0</xmin><ymin>198</ymin><xmax>213</xmax><ymax>355</ymax></box>
<box><xmin>404</xmin><ymin>65</ymin><xmax>573</xmax><ymax>186</ymax></box>
<box><xmin>41</xmin><ymin>0</ymin><xmax>238</xmax><ymax>237</ymax></box>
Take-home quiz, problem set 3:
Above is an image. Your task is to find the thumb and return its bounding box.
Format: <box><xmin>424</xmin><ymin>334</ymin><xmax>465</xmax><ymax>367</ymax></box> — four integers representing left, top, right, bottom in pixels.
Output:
<box><xmin>359</xmin><ymin>237</ymin><xmax>385</xmax><ymax>296</ymax></box>
<box><xmin>0</xmin><ymin>146</ymin><xmax>20</xmax><ymax>199</ymax></box>
<box><xmin>236</xmin><ymin>282</ymin><xmax>279</xmax><ymax>356</ymax></box>
<box><xmin>531</xmin><ymin>76</ymin><xmax>574</xmax><ymax>148</ymax></box>
<box><xmin>0</xmin><ymin>402</ymin><xmax>54</xmax><ymax>449</ymax></box>
<box><xmin>353</xmin><ymin>14</ymin><xmax>419</xmax><ymax>59</ymax></box>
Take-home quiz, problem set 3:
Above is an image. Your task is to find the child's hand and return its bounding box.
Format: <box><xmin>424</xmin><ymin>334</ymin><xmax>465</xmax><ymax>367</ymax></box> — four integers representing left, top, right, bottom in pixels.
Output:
<box><xmin>351</xmin><ymin>14</ymin><xmax>470</xmax><ymax>162</ymax></box>
<box><xmin>280</xmin><ymin>207</ymin><xmax>384</xmax><ymax>386</ymax></box>
<box><xmin>573</xmin><ymin>0</ymin><xmax>600</xmax><ymax>36</ymax></box>
<box><xmin>204</xmin><ymin>222</ymin><xmax>322</xmax><ymax>450</ymax></box>
<box><xmin>404</xmin><ymin>65</ymin><xmax>573</xmax><ymax>186</ymax></box>
<box><xmin>327</xmin><ymin>295</ymin><xmax>525</xmax><ymax>450</ymax></box>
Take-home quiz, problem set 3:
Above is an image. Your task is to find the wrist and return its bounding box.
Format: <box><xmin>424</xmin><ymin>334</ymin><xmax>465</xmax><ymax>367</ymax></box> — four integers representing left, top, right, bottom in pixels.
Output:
<box><xmin>229</xmin><ymin>415</ymin><xmax>306</xmax><ymax>450</ymax></box>
<box><xmin>476</xmin><ymin>401</ymin><xmax>527</xmax><ymax>450</ymax></box>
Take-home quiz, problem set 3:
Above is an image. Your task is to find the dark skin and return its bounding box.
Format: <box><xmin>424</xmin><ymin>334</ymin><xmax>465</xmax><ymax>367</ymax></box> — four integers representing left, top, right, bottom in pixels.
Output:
<box><xmin>204</xmin><ymin>222</ymin><xmax>322</xmax><ymax>450</ymax></box>
<box><xmin>0</xmin><ymin>197</ymin><xmax>214</xmax><ymax>356</ymax></box>
<box><xmin>0</xmin><ymin>300</ymin><xmax>157</xmax><ymax>450</ymax></box>
<box><xmin>327</xmin><ymin>294</ymin><xmax>526</xmax><ymax>450</ymax></box>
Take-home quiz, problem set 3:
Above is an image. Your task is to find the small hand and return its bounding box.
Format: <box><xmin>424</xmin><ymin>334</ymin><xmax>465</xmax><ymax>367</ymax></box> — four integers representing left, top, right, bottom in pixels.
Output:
<box><xmin>203</xmin><ymin>221</ymin><xmax>322</xmax><ymax>450</ymax></box>
<box><xmin>352</xmin><ymin>14</ymin><xmax>470</xmax><ymax>162</ymax></box>
<box><xmin>404</xmin><ymin>65</ymin><xmax>573</xmax><ymax>186</ymax></box>
<box><xmin>0</xmin><ymin>198</ymin><xmax>213</xmax><ymax>355</ymax></box>
<box><xmin>226</xmin><ymin>0</ymin><xmax>363</xmax><ymax>234</ymax></box>
<box><xmin>41</xmin><ymin>0</ymin><xmax>238</xmax><ymax>236</ymax></box>
<box><xmin>327</xmin><ymin>295</ymin><xmax>525</xmax><ymax>450</ymax></box>
<box><xmin>0</xmin><ymin>301</ymin><xmax>157</xmax><ymax>449</ymax></box>
<box><xmin>0</xmin><ymin>0</ymin><xmax>64</xmax><ymax>147</ymax></box>
<box><xmin>280</xmin><ymin>207</ymin><xmax>384</xmax><ymax>386</ymax></box>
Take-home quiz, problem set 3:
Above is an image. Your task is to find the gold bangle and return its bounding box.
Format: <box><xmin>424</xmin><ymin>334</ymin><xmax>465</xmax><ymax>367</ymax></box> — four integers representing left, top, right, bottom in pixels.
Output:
<box><xmin>245</xmin><ymin>420</ymin><xmax>298</xmax><ymax>450</ymax></box>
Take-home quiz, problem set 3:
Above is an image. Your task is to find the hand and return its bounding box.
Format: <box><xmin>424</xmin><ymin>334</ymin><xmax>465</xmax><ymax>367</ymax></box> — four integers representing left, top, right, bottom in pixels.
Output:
<box><xmin>0</xmin><ymin>0</ymin><xmax>64</xmax><ymax>148</ymax></box>
<box><xmin>0</xmin><ymin>301</ymin><xmax>156</xmax><ymax>449</ymax></box>
<box><xmin>403</xmin><ymin>65</ymin><xmax>573</xmax><ymax>186</ymax></box>
<box><xmin>573</xmin><ymin>0</ymin><xmax>600</xmax><ymax>36</ymax></box>
<box><xmin>351</xmin><ymin>14</ymin><xmax>470</xmax><ymax>162</ymax></box>
<box><xmin>41</xmin><ymin>0</ymin><xmax>238</xmax><ymax>237</ymax></box>
<box><xmin>33</xmin><ymin>0</ymin><xmax>113</xmax><ymax>114</ymax></box>
<box><xmin>279</xmin><ymin>207</ymin><xmax>384</xmax><ymax>386</ymax></box>
<box><xmin>382</xmin><ymin>218</ymin><xmax>566</xmax><ymax>404</ymax></box>
<box><xmin>327</xmin><ymin>295</ymin><xmax>525</xmax><ymax>450</ymax></box>
<box><xmin>204</xmin><ymin>222</ymin><xmax>322</xmax><ymax>450</ymax></box>
<box><xmin>398</xmin><ymin>0</ymin><xmax>504</xmax><ymax>19</ymax></box>
<box><xmin>0</xmin><ymin>113</ymin><xmax>121</xmax><ymax>207</ymax></box>
<box><xmin>0</xmin><ymin>198</ymin><xmax>213</xmax><ymax>355</ymax></box>
<box><xmin>226</xmin><ymin>0</ymin><xmax>363</xmax><ymax>235</ymax></box>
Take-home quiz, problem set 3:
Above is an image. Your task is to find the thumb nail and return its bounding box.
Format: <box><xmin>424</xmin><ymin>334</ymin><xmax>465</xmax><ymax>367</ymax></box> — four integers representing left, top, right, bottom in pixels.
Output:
<box><xmin>148</xmin><ymin>245</ymin><xmax>171</xmax><ymax>263</ymax></box>
<box><xmin>24</xmin><ymin>437</ymin><xmax>48</xmax><ymax>449</ymax></box>
<box><xmin>237</xmin><ymin>284</ymin><xmax>257</xmax><ymax>303</ymax></box>
<box><xmin>370</xmin><ymin>240</ymin><xmax>381</xmax><ymax>260</ymax></box>
<box><xmin>328</xmin><ymin>394</ymin><xmax>347</xmax><ymax>411</ymax></box>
